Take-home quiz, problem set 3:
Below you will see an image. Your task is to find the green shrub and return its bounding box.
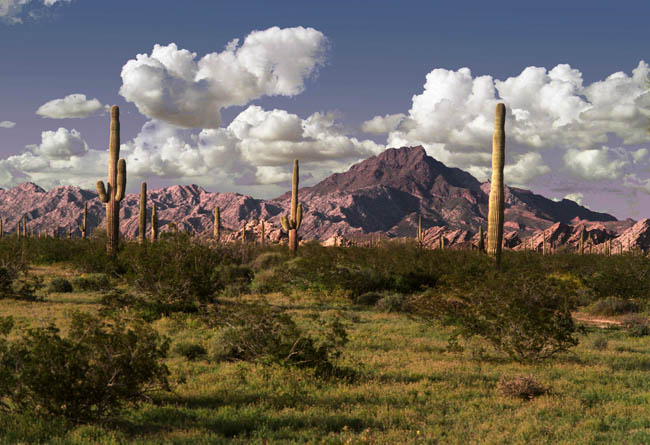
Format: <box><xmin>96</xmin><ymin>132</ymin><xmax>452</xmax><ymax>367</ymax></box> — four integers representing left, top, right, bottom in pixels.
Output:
<box><xmin>375</xmin><ymin>293</ymin><xmax>411</xmax><ymax>313</ymax></box>
<box><xmin>0</xmin><ymin>312</ymin><xmax>169</xmax><ymax>423</ymax></box>
<box><xmin>172</xmin><ymin>341</ymin><xmax>207</xmax><ymax>361</ymax></box>
<box><xmin>206</xmin><ymin>301</ymin><xmax>348</xmax><ymax>375</ymax></box>
<box><xmin>587</xmin><ymin>297</ymin><xmax>639</xmax><ymax>316</ymax></box>
<box><xmin>591</xmin><ymin>336</ymin><xmax>608</xmax><ymax>351</ymax></box>
<box><xmin>212</xmin><ymin>264</ymin><xmax>254</xmax><ymax>297</ymax></box>
<box><xmin>353</xmin><ymin>291</ymin><xmax>383</xmax><ymax>306</ymax></box>
<box><xmin>71</xmin><ymin>274</ymin><xmax>111</xmax><ymax>292</ymax></box>
<box><xmin>414</xmin><ymin>268</ymin><xmax>580</xmax><ymax>363</ymax></box>
<box><xmin>48</xmin><ymin>277</ymin><xmax>73</xmax><ymax>293</ymax></box>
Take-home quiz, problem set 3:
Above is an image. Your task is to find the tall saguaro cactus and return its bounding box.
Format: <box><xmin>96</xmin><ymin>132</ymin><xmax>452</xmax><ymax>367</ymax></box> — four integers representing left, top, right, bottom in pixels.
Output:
<box><xmin>260</xmin><ymin>220</ymin><xmax>265</xmax><ymax>246</ymax></box>
<box><xmin>280</xmin><ymin>160</ymin><xmax>303</xmax><ymax>254</ymax></box>
<box><xmin>487</xmin><ymin>103</ymin><xmax>506</xmax><ymax>264</ymax></box>
<box><xmin>477</xmin><ymin>226</ymin><xmax>485</xmax><ymax>252</ymax></box>
<box><xmin>0</xmin><ymin>219</ymin><xmax>3</xmax><ymax>238</ymax></box>
<box><xmin>81</xmin><ymin>203</ymin><xmax>88</xmax><ymax>239</ymax></box>
<box><xmin>139</xmin><ymin>182</ymin><xmax>147</xmax><ymax>244</ymax></box>
<box><xmin>579</xmin><ymin>229</ymin><xmax>584</xmax><ymax>255</ymax></box>
<box><xmin>214</xmin><ymin>206</ymin><xmax>220</xmax><ymax>241</ymax></box>
<box><xmin>96</xmin><ymin>106</ymin><xmax>126</xmax><ymax>256</ymax></box>
<box><xmin>151</xmin><ymin>203</ymin><xmax>158</xmax><ymax>242</ymax></box>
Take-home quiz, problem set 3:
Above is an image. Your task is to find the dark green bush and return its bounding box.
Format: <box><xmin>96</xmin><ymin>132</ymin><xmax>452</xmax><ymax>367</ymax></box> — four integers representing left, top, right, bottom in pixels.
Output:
<box><xmin>414</xmin><ymin>267</ymin><xmax>580</xmax><ymax>363</ymax></box>
<box><xmin>172</xmin><ymin>341</ymin><xmax>207</xmax><ymax>361</ymax></box>
<box><xmin>48</xmin><ymin>277</ymin><xmax>73</xmax><ymax>293</ymax></box>
<box><xmin>375</xmin><ymin>293</ymin><xmax>411</xmax><ymax>313</ymax></box>
<box><xmin>71</xmin><ymin>274</ymin><xmax>111</xmax><ymax>292</ymax></box>
<box><xmin>212</xmin><ymin>264</ymin><xmax>254</xmax><ymax>297</ymax></box>
<box><xmin>587</xmin><ymin>297</ymin><xmax>639</xmax><ymax>316</ymax></box>
<box><xmin>353</xmin><ymin>291</ymin><xmax>383</xmax><ymax>306</ymax></box>
<box><xmin>206</xmin><ymin>300</ymin><xmax>348</xmax><ymax>375</ymax></box>
<box><xmin>0</xmin><ymin>312</ymin><xmax>169</xmax><ymax>423</ymax></box>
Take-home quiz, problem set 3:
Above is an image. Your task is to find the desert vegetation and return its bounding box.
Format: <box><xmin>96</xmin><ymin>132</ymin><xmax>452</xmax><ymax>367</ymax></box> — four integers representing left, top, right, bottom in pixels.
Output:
<box><xmin>1</xmin><ymin>231</ymin><xmax>650</xmax><ymax>443</ymax></box>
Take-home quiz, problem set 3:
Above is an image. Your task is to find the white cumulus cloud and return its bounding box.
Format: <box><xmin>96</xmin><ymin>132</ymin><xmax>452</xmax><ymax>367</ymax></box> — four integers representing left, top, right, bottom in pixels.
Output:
<box><xmin>564</xmin><ymin>192</ymin><xmax>584</xmax><ymax>205</ymax></box>
<box><xmin>504</xmin><ymin>152</ymin><xmax>551</xmax><ymax>187</ymax></box>
<box><xmin>28</xmin><ymin>127</ymin><xmax>88</xmax><ymax>160</ymax></box>
<box><xmin>36</xmin><ymin>94</ymin><xmax>107</xmax><ymax>119</ymax></box>
<box><xmin>361</xmin><ymin>113</ymin><xmax>406</xmax><ymax>134</ymax></box>
<box><xmin>379</xmin><ymin>61</ymin><xmax>650</xmax><ymax>187</ymax></box>
<box><xmin>0</xmin><ymin>121</ymin><xmax>16</xmax><ymax>128</ymax></box>
<box><xmin>119</xmin><ymin>26</ymin><xmax>328</xmax><ymax>128</ymax></box>
<box><xmin>563</xmin><ymin>146</ymin><xmax>630</xmax><ymax>181</ymax></box>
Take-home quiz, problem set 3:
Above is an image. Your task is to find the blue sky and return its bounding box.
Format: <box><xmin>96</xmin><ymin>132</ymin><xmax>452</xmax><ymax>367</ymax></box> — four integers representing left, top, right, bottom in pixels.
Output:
<box><xmin>0</xmin><ymin>0</ymin><xmax>649</xmax><ymax>219</ymax></box>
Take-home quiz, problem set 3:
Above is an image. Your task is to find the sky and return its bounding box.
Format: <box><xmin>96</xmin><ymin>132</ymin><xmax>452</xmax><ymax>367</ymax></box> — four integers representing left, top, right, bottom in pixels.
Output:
<box><xmin>0</xmin><ymin>0</ymin><xmax>649</xmax><ymax>219</ymax></box>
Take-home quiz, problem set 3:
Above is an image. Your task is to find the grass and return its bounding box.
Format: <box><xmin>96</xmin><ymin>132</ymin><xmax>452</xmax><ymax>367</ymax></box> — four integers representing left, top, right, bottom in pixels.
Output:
<box><xmin>3</xmin><ymin>262</ymin><xmax>650</xmax><ymax>444</ymax></box>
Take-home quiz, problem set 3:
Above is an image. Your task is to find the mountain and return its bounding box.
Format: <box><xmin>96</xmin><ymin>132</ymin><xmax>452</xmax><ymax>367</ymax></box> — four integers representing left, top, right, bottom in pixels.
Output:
<box><xmin>0</xmin><ymin>146</ymin><xmax>623</xmax><ymax>244</ymax></box>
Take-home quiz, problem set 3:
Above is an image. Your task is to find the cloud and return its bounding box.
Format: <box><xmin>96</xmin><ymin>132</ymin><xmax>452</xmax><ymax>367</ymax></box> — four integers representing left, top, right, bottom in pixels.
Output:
<box><xmin>28</xmin><ymin>127</ymin><xmax>88</xmax><ymax>160</ymax></box>
<box><xmin>361</xmin><ymin>113</ymin><xmax>406</xmax><ymax>134</ymax></box>
<box><xmin>563</xmin><ymin>192</ymin><xmax>584</xmax><ymax>205</ymax></box>
<box><xmin>563</xmin><ymin>146</ymin><xmax>629</xmax><ymax>180</ymax></box>
<box><xmin>504</xmin><ymin>152</ymin><xmax>551</xmax><ymax>187</ymax></box>
<box><xmin>0</xmin><ymin>106</ymin><xmax>382</xmax><ymax>196</ymax></box>
<box><xmin>0</xmin><ymin>121</ymin><xmax>16</xmax><ymax>128</ymax></box>
<box><xmin>119</xmin><ymin>26</ymin><xmax>328</xmax><ymax>128</ymax></box>
<box><xmin>0</xmin><ymin>0</ymin><xmax>71</xmax><ymax>24</ymax></box>
<box><xmin>378</xmin><ymin>61</ymin><xmax>650</xmax><ymax>186</ymax></box>
<box><xmin>36</xmin><ymin>94</ymin><xmax>107</xmax><ymax>119</ymax></box>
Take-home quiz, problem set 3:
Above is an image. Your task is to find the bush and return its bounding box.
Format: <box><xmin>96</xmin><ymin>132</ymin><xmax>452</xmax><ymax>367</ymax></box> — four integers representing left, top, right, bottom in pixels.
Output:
<box><xmin>71</xmin><ymin>274</ymin><xmax>111</xmax><ymax>292</ymax></box>
<box><xmin>414</xmin><ymin>268</ymin><xmax>580</xmax><ymax>363</ymax></box>
<box><xmin>172</xmin><ymin>341</ymin><xmax>207</xmax><ymax>361</ymax></box>
<box><xmin>621</xmin><ymin>314</ymin><xmax>650</xmax><ymax>337</ymax></box>
<box><xmin>498</xmin><ymin>374</ymin><xmax>549</xmax><ymax>400</ymax></box>
<box><xmin>353</xmin><ymin>291</ymin><xmax>383</xmax><ymax>306</ymax></box>
<box><xmin>375</xmin><ymin>293</ymin><xmax>410</xmax><ymax>313</ymax></box>
<box><xmin>591</xmin><ymin>336</ymin><xmax>608</xmax><ymax>350</ymax></box>
<box><xmin>212</xmin><ymin>264</ymin><xmax>254</xmax><ymax>297</ymax></box>
<box><xmin>206</xmin><ymin>301</ymin><xmax>348</xmax><ymax>375</ymax></box>
<box><xmin>587</xmin><ymin>297</ymin><xmax>639</xmax><ymax>316</ymax></box>
<box><xmin>48</xmin><ymin>277</ymin><xmax>73</xmax><ymax>293</ymax></box>
<box><xmin>0</xmin><ymin>312</ymin><xmax>169</xmax><ymax>423</ymax></box>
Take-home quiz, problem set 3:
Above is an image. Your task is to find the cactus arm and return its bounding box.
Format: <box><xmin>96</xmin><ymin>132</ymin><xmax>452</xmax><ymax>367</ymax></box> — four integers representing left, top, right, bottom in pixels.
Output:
<box><xmin>115</xmin><ymin>159</ymin><xmax>127</xmax><ymax>201</ymax></box>
<box><xmin>290</xmin><ymin>159</ymin><xmax>298</xmax><ymax>223</ymax></box>
<box><xmin>296</xmin><ymin>203</ymin><xmax>303</xmax><ymax>229</ymax></box>
<box><xmin>280</xmin><ymin>215</ymin><xmax>290</xmax><ymax>231</ymax></box>
<box><xmin>96</xmin><ymin>181</ymin><xmax>109</xmax><ymax>203</ymax></box>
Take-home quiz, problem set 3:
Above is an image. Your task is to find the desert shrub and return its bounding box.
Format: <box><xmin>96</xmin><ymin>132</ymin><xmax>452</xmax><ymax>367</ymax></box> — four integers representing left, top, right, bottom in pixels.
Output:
<box><xmin>414</xmin><ymin>267</ymin><xmax>580</xmax><ymax>363</ymax></box>
<box><xmin>585</xmin><ymin>255</ymin><xmax>650</xmax><ymax>300</ymax></box>
<box><xmin>212</xmin><ymin>264</ymin><xmax>254</xmax><ymax>297</ymax></box>
<box><xmin>122</xmin><ymin>233</ymin><xmax>231</xmax><ymax>309</ymax></box>
<box><xmin>0</xmin><ymin>312</ymin><xmax>169</xmax><ymax>423</ymax></box>
<box><xmin>375</xmin><ymin>293</ymin><xmax>411</xmax><ymax>313</ymax></box>
<box><xmin>48</xmin><ymin>277</ymin><xmax>73</xmax><ymax>293</ymax></box>
<box><xmin>353</xmin><ymin>291</ymin><xmax>383</xmax><ymax>306</ymax></box>
<box><xmin>250</xmin><ymin>251</ymin><xmax>288</xmax><ymax>272</ymax></box>
<box><xmin>0</xmin><ymin>266</ymin><xmax>44</xmax><ymax>302</ymax></box>
<box><xmin>498</xmin><ymin>374</ymin><xmax>549</xmax><ymax>400</ymax></box>
<box><xmin>587</xmin><ymin>297</ymin><xmax>639</xmax><ymax>316</ymax></box>
<box><xmin>206</xmin><ymin>301</ymin><xmax>348</xmax><ymax>375</ymax></box>
<box><xmin>621</xmin><ymin>314</ymin><xmax>650</xmax><ymax>337</ymax></box>
<box><xmin>99</xmin><ymin>290</ymin><xmax>189</xmax><ymax>322</ymax></box>
<box><xmin>591</xmin><ymin>336</ymin><xmax>608</xmax><ymax>351</ymax></box>
<box><xmin>172</xmin><ymin>341</ymin><xmax>207</xmax><ymax>361</ymax></box>
<box><xmin>71</xmin><ymin>274</ymin><xmax>111</xmax><ymax>292</ymax></box>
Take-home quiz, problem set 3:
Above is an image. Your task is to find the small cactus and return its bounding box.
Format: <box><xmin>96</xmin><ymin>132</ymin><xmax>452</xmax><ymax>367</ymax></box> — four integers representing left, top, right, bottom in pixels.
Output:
<box><xmin>151</xmin><ymin>203</ymin><xmax>158</xmax><ymax>242</ymax></box>
<box><xmin>543</xmin><ymin>230</ymin><xmax>547</xmax><ymax>255</ymax></box>
<box><xmin>96</xmin><ymin>106</ymin><xmax>126</xmax><ymax>256</ymax></box>
<box><xmin>579</xmin><ymin>229</ymin><xmax>584</xmax><ymax>255</ymax></box>
<box><xmin>214</xmin><ymin>206</ymin><xmax>220</xmax><ymax>241</ymax></box>
<box><xmin>139</xmin><ymin>182</ymin><xmax>147</xmax><ymax>244</ymax></box>
<box><xmin>0</xmin><ymin>218</ymin><xmax>3</xmax><ymax>238</ymax></box>
<box><xmin>280</xmin><ymin>160</ymin><xmax>303</xmax><ymax>254</ymax></box>
<box><xmin>478</xmin><ymin>226</ymin><xmax>484</xmax><ymax>252</ymax></box>
<box><xmin>439</xmin><ymin>236</ymin><xmax>445</xmax><ymax>250</ymax></box>
<box><xmin>81</xmin><ymin>203</ymin><xmax>88</xmax><ymax>239</ymax></box>
<box><xmin>22</xmin><ymin>216</ymin><xmax>27</xmax><ymax>237</ymax></box>
<box><xmin>416</xmin><ymin>215</ymin><xmax>424</xmax><ymax>248</ymax></box>
<box><xmin>487</xmin><ymin>103</ymin><xmax>506</xmax><ymax>265</ymax></box>
<box><xmin>260</xmin><ymin>220</ymin><xmax>265</xmax><ymax>246</ymax></box>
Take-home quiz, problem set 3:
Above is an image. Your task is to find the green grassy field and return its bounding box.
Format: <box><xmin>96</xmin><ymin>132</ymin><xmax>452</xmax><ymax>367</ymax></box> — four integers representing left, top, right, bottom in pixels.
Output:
<box><xmin>2</xmin><ymin>262</ymin><xmax>650</xmax><ymax>444</ymax></box>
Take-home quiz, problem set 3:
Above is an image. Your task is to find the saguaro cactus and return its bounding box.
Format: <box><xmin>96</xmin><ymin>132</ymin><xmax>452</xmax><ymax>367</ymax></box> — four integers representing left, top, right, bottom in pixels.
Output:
<box><xmin>22</xmin><ymin>216</ymin><xmax>27</xmax><ymax>238</ymax></box>
<box><xmin>280</xmin><ymin>160</ymin><xmax>303</xmax><ymax>254</ymax></box>
<box><xmin>439</xmin><ymin>236</ymin><xmax>445</xmax><ymax>250</ymax></box>
<box><xmin>260</xmin><ymin>220</ymin><xmax>265</xmax><ymax>246</ymax></box>
<box><xmin>214</xmin><ymin>206</ymin><xmax>220</xmax><ymax>241</ymax></box>
<box><xmin>139</xmin><ymin>182</ymin><xmax>147</xmax><ymax>244</ymax></box>
<box><xmin>0</xmin><ymin>219</ymin><xmax>3</xmax><ymax>238</ymax></box>
<box><xmin>579</xmin><ymin>229</ymin><xmax>584</xmax><ymax>255</ymax></box>
<box><xmin>417</xmin><ymin>215</ymin><xmax>424</xmax><ymax>248</ymax></box>
<box><xmin>487</xmin><ymin>103</ymin><xmax>506</xmax><ymax>265</ymax></box>
<box><xmin>477</xmin><ymin>226</ymin><xmax>485</xmax><ymax>252</ymax></box>
<box><xmin>96</xmin><ymin>106</ymin><xmax>126</xmax><ymax>256</ymax></box>
<box><xmin>81</xmin><ymin>203</ymin><xmax>88</xmax><ymax>239</ymax></box>
<box><xmin>543</xmin><ymin>230</ymin><xmax>547</xmax><ymax>255</ymax></box>
<box><xmin>151</xmin><ymin>203</ymin><xmax>158</xmax><ymax>242</ymax></box>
